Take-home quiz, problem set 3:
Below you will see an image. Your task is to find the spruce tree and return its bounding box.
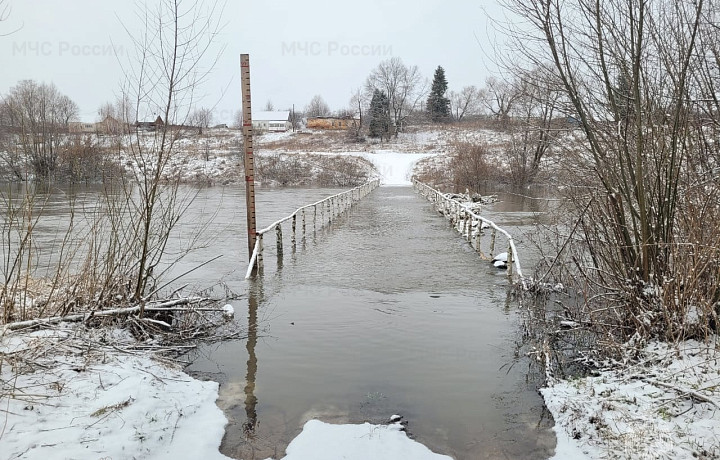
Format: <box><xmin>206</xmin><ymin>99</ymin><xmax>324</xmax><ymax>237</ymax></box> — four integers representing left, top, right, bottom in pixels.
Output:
<box><xmin>368</xmin><ymin>89</ymin><xmax>390</xmax><ymax>139</ymax></box>
<box><xmin>427</xmin><ymin>66</ymin><xmax>451</xmax><ymax>122</ymax></box>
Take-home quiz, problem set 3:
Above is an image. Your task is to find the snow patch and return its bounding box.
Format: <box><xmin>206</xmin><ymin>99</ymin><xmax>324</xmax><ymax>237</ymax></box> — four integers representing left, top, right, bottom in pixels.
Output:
<box><xmin>360</xmin><ymin>152</ymin><xmax>436</xmax><ymax>186</ymax></box>
<box><xmin>0</xmin><ymin>327</ymin><xmax>230</xmax><ymax>460</ymax></box>
<box><xmin>273</xmin><ymin>419</ymin><xmax>453</xmax><ymax>460</ymax></box>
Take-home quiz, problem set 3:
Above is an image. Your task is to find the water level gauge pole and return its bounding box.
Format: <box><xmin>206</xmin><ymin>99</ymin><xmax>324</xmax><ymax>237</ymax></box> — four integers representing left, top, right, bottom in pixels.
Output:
<box><xmin>241</xmin><ymin>54</ymin><xmax>257</xmax><ymax>261</ymax></box>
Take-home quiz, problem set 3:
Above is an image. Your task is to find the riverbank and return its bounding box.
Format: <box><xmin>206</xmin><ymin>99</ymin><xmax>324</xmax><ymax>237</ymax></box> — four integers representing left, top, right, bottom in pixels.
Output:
<box><xmin>0</xmin><ymin>322</ymin><xmax>453</xmax><ymax>459</ymax></box>
<box><xmin>0</xmin><ymin>323</ymin><xmax>231</xmax><ymax>460</ymax></box>
<box><xmin>543</xmin><ymin>338</ymin><xmax>720</xmax><ymax>459</ymax></box>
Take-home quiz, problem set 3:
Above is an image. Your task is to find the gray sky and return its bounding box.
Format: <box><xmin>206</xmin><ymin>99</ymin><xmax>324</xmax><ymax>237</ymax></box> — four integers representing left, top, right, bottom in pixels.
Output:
<box><xmin>1</xmin><ymin>0</ymin><xmax>506</xmax><ymax>124</ymax></box>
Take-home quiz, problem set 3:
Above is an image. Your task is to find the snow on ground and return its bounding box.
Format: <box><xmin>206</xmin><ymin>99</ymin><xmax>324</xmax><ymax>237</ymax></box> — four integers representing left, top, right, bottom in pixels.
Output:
<box><xmin>1</xmin><ymin>325</ymin><xmax>456</xmax><ymax>460</ymax></box>
<box><xmin>273</xmin><ymin>419</ymin><xmax>453</xmax><ymax>460</ymax></box>
<box><xmin>543</xmin><ymin>339</ymin><xmax>720</xmax><ymax>459</ymax></box>
<box><xmin>359</xmin><ymin>151</ymin><xmax>437</xmax><ymax>186</ymax></box>
<box><xmin>0</xmin><ymin>325</ymin><xmax>231</xmax><ymax>460</ymax></box>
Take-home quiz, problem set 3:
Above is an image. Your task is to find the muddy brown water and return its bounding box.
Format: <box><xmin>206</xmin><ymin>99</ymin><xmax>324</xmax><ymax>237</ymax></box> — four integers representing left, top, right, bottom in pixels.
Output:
<box><xmin>2</xmin><ymin>182</ymin><xmax>557</xmax><ymax>459</ymax></box>
<box><xmin>185</xmin><ymin>185</ymin><xmax>557</xmax><ymax>460</ymax></box>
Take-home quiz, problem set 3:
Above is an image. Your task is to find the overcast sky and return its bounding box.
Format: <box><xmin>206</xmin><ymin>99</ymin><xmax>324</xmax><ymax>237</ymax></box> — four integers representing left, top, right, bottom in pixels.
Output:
<box><xmin>1</xmin><ymin>0</ymin><xmax>508</xmax><ymax>124</ymax></box>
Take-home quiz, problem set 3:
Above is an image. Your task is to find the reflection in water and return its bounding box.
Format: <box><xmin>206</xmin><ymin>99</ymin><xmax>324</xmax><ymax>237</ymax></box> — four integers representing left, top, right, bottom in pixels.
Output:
<box><xmin>242</xmin><ymin>282</ymin><xmax>260</xmax><ymax>436</ymax></box>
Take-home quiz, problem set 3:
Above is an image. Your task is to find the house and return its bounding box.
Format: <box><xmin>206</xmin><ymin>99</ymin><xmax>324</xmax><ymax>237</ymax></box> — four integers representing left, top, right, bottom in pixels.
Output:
<box><xmin>307</xmin><ymin>116</ymin><xmax>359</xmax><ymax>130</ymax></box>
<box><xmin>96</xmin><ymin>116</ymin><xmax>124</xmax><ymax>135</ymax></box>
<box><xmin>251</xmin><ymin>111</ymin><xmax>291</xmax><ymax>132</ymax></box>
<box><xmin>135</xmin><ymin>116</ymin><xmax>165</xmax><ymax>131</ymax></box>
<box><xmin>68</xmin><ymin>122</ymin><xmax>97</xmax><ymax>134</ymax></box>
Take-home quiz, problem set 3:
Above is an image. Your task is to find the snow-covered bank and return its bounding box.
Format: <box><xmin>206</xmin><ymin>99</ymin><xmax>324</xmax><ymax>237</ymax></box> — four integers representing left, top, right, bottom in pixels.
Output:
<box><xmin>1</xmin><ymin>324</ymin><xmax>457</xmax><ymax>460</ymax></box>
<box><xmin>543</xmin><ymin>339</ymin><xmax>720</xmax><ymax>459</ymax></box>
<box><xmin>0</xmin><ymin>325</ymin><xmax>230</xmax><ymax>460</ymax></box>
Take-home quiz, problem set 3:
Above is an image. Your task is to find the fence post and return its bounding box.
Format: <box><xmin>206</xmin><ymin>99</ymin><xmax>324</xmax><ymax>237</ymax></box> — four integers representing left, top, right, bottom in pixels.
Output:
<box><xmin>292</xmin><ymin>215</ymin><xmax>297</xmax><ymax>248</ymax></box>
<box><xmin>257</xmin><ymin>234</ymin><xmax>264</xmax><ymax>273</ymax></box>
<box><xmin>276</xmin><ymin>224</ymin><xmax>283</xmax><ymax>257</ymax></box>
<box><xmin>302</xmin><ymin>208</ymin><xmax>306</xmax><ymax>237</ymax></box>
<box><xmin>507</xmin><ymin>244</ymin><xmax>514</xmax><ymax>278</ymax></box>
<box><xmin>490</xmin><ymin>229</ymin><xmax>497</xmax><ymax>257</ymax></box>
<box><xmin>314</xmin><ymin>205</ymin><xmax>317</xmax><ymax>230</ymax></box>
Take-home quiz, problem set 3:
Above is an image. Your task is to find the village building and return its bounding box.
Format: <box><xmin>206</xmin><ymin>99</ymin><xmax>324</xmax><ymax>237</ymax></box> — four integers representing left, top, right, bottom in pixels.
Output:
<box><xmin>68</xmin><ymin>122</ymin><xmax>97</xmax><ymax>134</ymax></box>
<box><xmin>135</xmin><ymin>116</ymin><xmax>165</xmax><ymax>131</ymax></box>
<box><xmin>306</xmin><ymin>116</ymin><xmax>359</xmax><ymax>130</ymax></box>
<box><xmin>251</xmin><ymin>111</ymin><xmax>291</xmax><ymax>132</ymax></box>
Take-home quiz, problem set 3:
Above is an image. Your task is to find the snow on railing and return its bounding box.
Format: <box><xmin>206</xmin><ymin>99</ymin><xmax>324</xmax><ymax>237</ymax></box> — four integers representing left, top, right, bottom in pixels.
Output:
<box><xmin>245</xmin><ymin>179</ymin><xmax>381</xmax><ymax>279</ymax></box>
<box><xmin>413</xmin><ymin>179</ymin><xmax>527</xmax><ymax>289</ymax></box>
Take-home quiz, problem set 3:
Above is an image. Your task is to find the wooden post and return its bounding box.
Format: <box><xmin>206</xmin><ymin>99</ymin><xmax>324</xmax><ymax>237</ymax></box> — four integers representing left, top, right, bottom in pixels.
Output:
<box><xmin>241</xmin><ymin>54</ymin><xmax>257</xmax><ymax>260</ymax></box>
<box><xmin>490</xmin><ymin>229</ymin><xmax>497</xmax><ymax>257</ymax></box>
<box><xmin>302</xmin><ymin>208</ymin><xmax>306</xmax><ymax>236</ymax></box>
<box><xmin>257</xmin><ymin>234</ymin><xmax>264</xmax><ymax>272</ymax></box>
<box><xmin>507</xmin><ymin>244</ymin><xmax>514</xmax><ymax>278</ymax></box>
<box><xmin>291</xmin><ymin>214</ymin><xmax>296</xmax><ymax>248</ymax></box>
<box><xmin>276</xmin><ymin>224</ymin><xmax>283</xmax><ymax>257</ymax></box>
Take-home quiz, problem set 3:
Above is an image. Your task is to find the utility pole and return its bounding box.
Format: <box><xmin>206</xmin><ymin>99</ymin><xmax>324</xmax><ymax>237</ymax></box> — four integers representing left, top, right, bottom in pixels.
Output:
<box><xmin>241</xmin><ymin>54</ymin><xmax>257</xmax><ymax>260</ymax></box>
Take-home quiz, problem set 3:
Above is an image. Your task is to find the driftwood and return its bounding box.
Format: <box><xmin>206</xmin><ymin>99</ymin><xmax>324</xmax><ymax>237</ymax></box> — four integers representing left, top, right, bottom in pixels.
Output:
<box><xmin>2</xmin><ymin>297</ymin><xmax>208</xmax><ymax>333</ymax></box>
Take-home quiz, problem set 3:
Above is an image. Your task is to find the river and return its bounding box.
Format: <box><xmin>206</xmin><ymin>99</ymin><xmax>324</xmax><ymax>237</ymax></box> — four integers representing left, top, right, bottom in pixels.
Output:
<box><xmin>1</xmin><ymin>181</ymin><xmax>557</xmax><ymax>459</ymax></box>
<box><xmin>186</xmin><ymin>185</ymin><xmax>556</xmax><ymax>460</ymax></box>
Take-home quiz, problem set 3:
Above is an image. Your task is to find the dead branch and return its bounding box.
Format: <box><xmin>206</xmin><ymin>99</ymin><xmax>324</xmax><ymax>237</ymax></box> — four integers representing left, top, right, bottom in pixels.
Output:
<box><xmin>1</xmin><ymin>297</ymin><xmax>206</xmax><ymax>332</ymax></box>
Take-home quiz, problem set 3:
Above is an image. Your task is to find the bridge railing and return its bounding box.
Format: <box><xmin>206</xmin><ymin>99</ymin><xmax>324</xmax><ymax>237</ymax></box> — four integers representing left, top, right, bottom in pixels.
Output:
<box><xmin>245</xmin><ymin>179</ymin><xmax>381</xmax><ymax>279</ymax></box>
<box><xmin>413</xmin><ymin>179</ymin><xmax>527</xmax><ymax>288</ymax></box>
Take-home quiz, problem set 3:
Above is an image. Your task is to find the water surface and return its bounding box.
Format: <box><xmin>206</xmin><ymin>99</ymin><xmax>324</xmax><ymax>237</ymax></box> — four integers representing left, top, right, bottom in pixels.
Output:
<box><xmin>188</xmin><ymin>186</ymin><xmax>556</xmax><ymax>460</ymax></box>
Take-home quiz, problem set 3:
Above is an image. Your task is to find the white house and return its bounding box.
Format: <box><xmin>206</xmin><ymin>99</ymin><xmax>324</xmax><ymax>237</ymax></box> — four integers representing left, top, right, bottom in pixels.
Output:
<box><xmin>251</xmin><ymin>111</ymin><xmax>291</xmax><ymax>132</ymax></box>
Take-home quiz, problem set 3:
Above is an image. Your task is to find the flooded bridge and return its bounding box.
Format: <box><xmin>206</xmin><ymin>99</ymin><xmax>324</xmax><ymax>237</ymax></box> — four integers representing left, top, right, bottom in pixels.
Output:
<box><xmin>188</xmin><ymin>181</ymin><xmax>555</xmax><ymax>460</ymax></box>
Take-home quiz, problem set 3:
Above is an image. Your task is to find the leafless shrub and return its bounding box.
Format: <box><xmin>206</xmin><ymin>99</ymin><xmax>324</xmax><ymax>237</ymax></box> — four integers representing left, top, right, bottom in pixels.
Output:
<box><xmin>501</xmin><ymin>0</ymin><xmax>720</xmax><ymax>346</ymax></box>
<box><xmin>448</xmin><ymin>142</ymin><xmax>499</xmax><ymax>193</ymax></box>
<box><xmin>255</xmin><ymin>153</ymin><xmax>372</xmax><ymax>187</ymax></box>
<box><xmin>1</xmin><ymin>0</ymin><xmax>226</xmax><ymax>324</ymax></box>
<box><xmin>255</xmin><ymin>154</ymin><xmax>314</xmax><ymax>187</ymax></box>
<box><xmin>57</xmin><ymin>135</ymin><xmax>122</xmax><ymax>183</ymax></box>
<box><xmin>315</xmin><ymin>155</ymin><xmax>372</xmax><ymax>187</ymax></box>
<box><xmin>412</xmin><ymin>155</ymin><xmax>453</xmax><ymax>191</ymax></box>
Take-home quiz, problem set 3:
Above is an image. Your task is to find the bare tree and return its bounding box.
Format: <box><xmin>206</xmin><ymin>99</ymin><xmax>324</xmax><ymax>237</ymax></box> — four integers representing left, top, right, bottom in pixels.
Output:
<box><xmin>502</xmin><ymin>0</ymin><xmax>720</xmax><ymax>340</ymax></box>
<box><xmin>112</xmin><ymin>0</ymin><xmax>225</xmax><ymax>302</ymax></box>
<box><xmin>505</xmin><ymin>67</ymin><xmax>565</xmax><ymax>184</ymax></box>
<box><xmin>346</xmin><ymin>88</ymin><xmax>365</xmax><ymax>141</ymax></box>
<box><xmin>263</xmin><ymin>100</ymin><xmax>274</xmax><ymax>111</ymax></box>
<box><xmin>305</xmin><ymin>94</ymin><xmax>331</xmax><ymax>117</ymax></box>
<box><xmin>190</xmin><ymin>107</ymin><xmax>213</xmax><ymax>134</ymax></box>
<box><xmin>2</xmin><ymin>80</ymin><xmax>78</xmax><ymax>178</ymax></box>
<box><xmin>365</xmin><ymin>57</ymin><xmax>426</xmax><ymax>136</ymax></box>
<box><xmin>480</xmin><ymin>76</ymin><xmax>521</xmax><ymax>124</ymax></box>
<box><xmin>450</xmin><ymin>85</ymin><xmax>481</xmax><ymax>121</ymax></box>
<box><xmin>233</xmin><ymin>109</ymin><xmax>243</xmax><ymax>129</ymax></box>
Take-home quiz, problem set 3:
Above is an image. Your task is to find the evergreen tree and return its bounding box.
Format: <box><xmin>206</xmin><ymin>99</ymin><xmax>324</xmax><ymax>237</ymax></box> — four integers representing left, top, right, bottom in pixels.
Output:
<box><xmin>613</xmin><ymin>70</ymin><xmax>634</xmax><ymax>122</ymax></box>
<box><xmin>427</xmin><ymin>66</ymin><xmax>451</xmax><ymax>122</ymax></box>
<box><xmin>368</xmin><ymin>89</ymin><xmax>390</xmax><ymax>139</ymax></box>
